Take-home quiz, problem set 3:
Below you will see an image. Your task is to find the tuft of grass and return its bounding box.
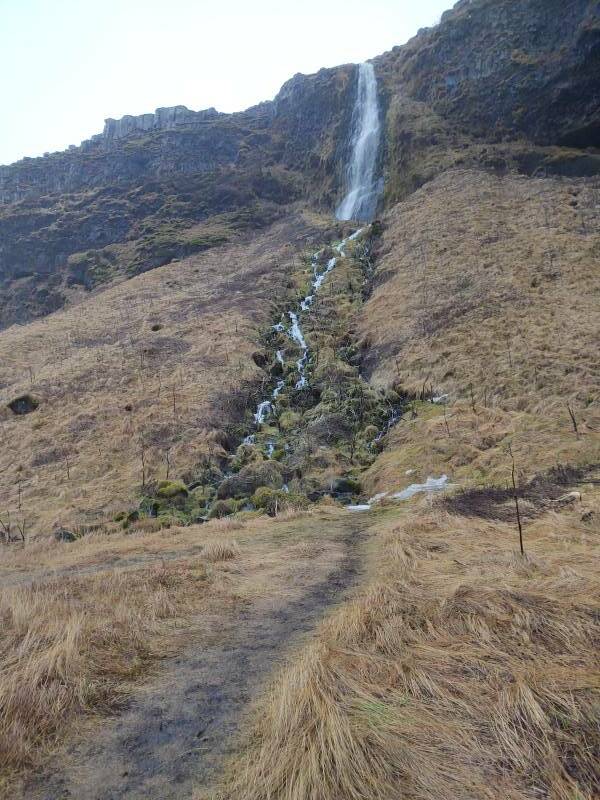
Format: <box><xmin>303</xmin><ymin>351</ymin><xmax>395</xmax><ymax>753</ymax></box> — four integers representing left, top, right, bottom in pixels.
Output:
<box><xmin>202</xmin><ymin>539</ymin><xmax>240</xmax><ymax>562</ymax></box>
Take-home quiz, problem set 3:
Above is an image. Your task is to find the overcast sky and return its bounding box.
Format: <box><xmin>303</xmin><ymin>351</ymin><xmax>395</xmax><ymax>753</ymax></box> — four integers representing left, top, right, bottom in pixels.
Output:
<box><xmin>1</xmin><ymin>0</ymin><xmax>452</xmax><ymax>165</ymax></box>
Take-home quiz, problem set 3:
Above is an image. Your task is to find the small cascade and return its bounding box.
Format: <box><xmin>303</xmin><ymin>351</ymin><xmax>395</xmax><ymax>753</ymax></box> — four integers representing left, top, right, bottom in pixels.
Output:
<box><xmin>247</xmin><ymin>229</ymin><xmax>362</xmax><ymax>451</ymax></box>
<box><xmin>336</xmin><ymin>62</ymin><xmax>382</xmax><ymax>223</ymax></box>
<box><xmin>254</xmin><ymin>401</ymin><xmax>272</xmax><ymax>425</ymax></box>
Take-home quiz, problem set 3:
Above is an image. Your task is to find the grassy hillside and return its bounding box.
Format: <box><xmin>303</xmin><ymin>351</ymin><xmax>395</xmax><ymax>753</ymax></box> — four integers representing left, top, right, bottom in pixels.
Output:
<box><xmin>0</xmin><ymin>212</ymin><xmax>330</xmax><ymax>537</ymax></box>
<box><xmin>0</xmin><ymin>1</ymin><xmax>598</xmax><ymax>796</ymax></box>
<box><xmin>358</xmin><ymin>169</ymin><xmax>600</xmax><ymax>494</ymax></box>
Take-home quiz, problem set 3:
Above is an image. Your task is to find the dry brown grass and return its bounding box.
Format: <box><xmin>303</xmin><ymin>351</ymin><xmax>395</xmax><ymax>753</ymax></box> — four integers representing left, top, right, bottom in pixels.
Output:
<box><xmin>359</xmin><ymin>170</ymin><xmax>600</xmax><ymax>494</ymax></box>
<box><xmin>0</xmin><ymin>506</ymin><xmax>355</xmax><ymax>794</ymax></box>
<box><xmin>0</xmin><ymin>212</ymin><xmax>329</xmax><ymax>537</ymax></box>
<box><xmin>0</xmin><ymin>559</ymin><xmax>209</xmax><ymax>786</ymax></box>
<box><xmin>218</xmin><ymin>489</ymin><xmax>600</xmax><ymax>800</ymax></box>
<box><xmin>202</xmin><ymin>539</ymin><xmax>240</xmax><ymax>562</ymax></box>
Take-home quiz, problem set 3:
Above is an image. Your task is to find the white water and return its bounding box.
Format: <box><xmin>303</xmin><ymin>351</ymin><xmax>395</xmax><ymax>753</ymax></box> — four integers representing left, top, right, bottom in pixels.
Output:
<box><xmin>336</xmin><ymin>62</ymin><xmax>382</xmax><ymax>222</ymax></box>
<box><xmin>254</xmin><ymin>400</ymin><xmax>272</xmax><ymax>425</ymax></box>
<box><xmin>248</xmin><ymin>230</ymin><xmax>362</xmax><ymax>445</ymax></box>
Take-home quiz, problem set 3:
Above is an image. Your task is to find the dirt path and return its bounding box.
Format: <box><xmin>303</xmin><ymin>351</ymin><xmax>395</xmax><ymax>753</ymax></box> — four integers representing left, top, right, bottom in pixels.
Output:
<box><xmin>20</xmin><ymin>517</ymin><xmax>369</xmax><ymax>800</ymax></box>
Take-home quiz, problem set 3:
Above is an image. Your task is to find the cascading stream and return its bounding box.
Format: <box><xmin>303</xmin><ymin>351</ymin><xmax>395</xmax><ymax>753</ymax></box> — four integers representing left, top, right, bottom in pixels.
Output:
<box><xmin>247</xmin><ymin>230</ymin><xmax>362</xmax><ymax>443</ymax></box>
<box><xmin>246</xmin><ymin>62</ymin><xmax>383</xmax><ymax>451</ymax></box>
<box><xmin>336</xmin><ymin>61</ymin><xmax>382</xmax><ymax>223</ymax></box>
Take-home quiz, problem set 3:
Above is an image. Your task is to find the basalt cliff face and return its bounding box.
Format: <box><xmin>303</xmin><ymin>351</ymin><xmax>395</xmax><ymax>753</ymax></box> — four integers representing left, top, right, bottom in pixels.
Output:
<box><xmin>0</xmin><ymin>0</ymin><xmax>598</xmax><ymax>328</ymax></box>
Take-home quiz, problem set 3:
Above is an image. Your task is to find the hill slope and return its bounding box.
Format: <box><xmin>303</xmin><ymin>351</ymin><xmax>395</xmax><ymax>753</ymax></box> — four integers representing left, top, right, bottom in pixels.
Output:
<box><xmin>0</xmin><ymin>1</ymin><xmax>599</xmax><ymax>798</ymax></box>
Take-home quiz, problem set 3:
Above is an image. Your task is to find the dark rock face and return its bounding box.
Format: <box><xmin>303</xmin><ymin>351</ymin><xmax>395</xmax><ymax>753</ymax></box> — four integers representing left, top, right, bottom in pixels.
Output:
<box><xmin>0</xmin><ymin>0</ymin><xmax>598</xmax><ymax>328</ymax></box>
<box><xmin>0</xmin><ymin>64</ymin><xmax>358</xmax><ymax>327</ymax></box>
<box><xmin>377</xmin><ymin>0</ymin><xmax>600</xmax><ymax>147</ymax></box>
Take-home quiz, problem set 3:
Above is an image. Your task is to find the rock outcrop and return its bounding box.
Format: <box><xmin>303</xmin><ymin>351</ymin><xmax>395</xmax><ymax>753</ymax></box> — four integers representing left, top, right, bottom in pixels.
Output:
<box><xmin>377</xmin><ymin>0</ymin><xmax>600</xmax><ymax>147</ymax></box>
<box><xmin>98</xmin><ymin>105</ymin><xmax>221</xmax><ymax>144</ymax></box>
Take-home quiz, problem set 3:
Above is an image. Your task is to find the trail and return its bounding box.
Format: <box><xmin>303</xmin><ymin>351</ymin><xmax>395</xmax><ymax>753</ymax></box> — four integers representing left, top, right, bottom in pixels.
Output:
<box><xmin>21</xmin><ymin>516</ymin><xmax>371</xmax><ymax>800</ymax></box>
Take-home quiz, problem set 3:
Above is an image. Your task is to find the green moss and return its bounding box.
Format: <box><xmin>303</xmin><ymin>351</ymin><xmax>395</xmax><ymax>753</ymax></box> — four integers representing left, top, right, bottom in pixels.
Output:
<box><xmin>157</xmin><ymin>509</ymin><xmax>190</xmax><ymax>527</ymax></box>
<box><xmin>157</xmin><ymin>480</ymin><xmax>189</xmax><ymax>498</ymax></box>
<box><xmin>190</xmin><ymin>485</ymin><xmax>214</xmax><ymax>504</ymax></box>
<box><xmin>251</xmin><ymin>487</ymin><xmax>309</xmax><ymax>516</ymax></box>
<box><xmin>363</xmin><ymin>424</ymin><xmax>379</xmax><ymax>441</ymax></box>
<box><xmin>279</xmin><ymin>410</ymin><xmax>301</xmax><ymax>431</ymax></box>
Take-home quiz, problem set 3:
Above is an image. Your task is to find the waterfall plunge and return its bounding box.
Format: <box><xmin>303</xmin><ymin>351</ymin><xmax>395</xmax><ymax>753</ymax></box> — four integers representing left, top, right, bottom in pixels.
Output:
<box><xmin>336</xmin><ymin>62</ymin><xmax>382</xmax><ymax>222</ymax></box>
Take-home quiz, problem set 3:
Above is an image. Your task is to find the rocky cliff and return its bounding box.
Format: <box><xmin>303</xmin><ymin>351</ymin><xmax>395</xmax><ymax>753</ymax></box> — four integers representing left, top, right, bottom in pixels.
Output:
<box><xmin>378</xmin><ymin>0</ymin><xmax>600</xmax><ymax>144</ymax></box>
<box><xmin>0</xmin><ymin>0</ymin><xmax>598</xmax><ymax>328</ymax></box>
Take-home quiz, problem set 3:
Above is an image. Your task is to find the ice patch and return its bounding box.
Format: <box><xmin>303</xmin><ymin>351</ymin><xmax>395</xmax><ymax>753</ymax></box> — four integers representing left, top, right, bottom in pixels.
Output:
<box><xmin>392</xmin><ymin>475</ymin><xmax>450</xmax><ymax>501</ymax></box>
<box><xmin>368</xmin><ymin>491</ymin><xmax>388</xmax><ymax>505</ymax></box>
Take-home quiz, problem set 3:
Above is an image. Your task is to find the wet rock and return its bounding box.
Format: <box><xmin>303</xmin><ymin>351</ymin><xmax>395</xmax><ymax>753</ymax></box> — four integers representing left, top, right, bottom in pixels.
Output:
<box><xmin>54</xmin><ymin>527</ymin><xmax>77</xmax><ymax>542</ymax></box>
<box><xmin>330</xmin><ymin>476</ymin><xmax>361</xmax><ymax>496</ymax></box>
<box><xmin>8</xmin><ymin>394</ymin><xmax>39</xmax><ymax>415</ymax></box>
<box><xmin>217</xmin><ymin>461</ymin><xmax>283</xmax><ymax>499</ymax></box>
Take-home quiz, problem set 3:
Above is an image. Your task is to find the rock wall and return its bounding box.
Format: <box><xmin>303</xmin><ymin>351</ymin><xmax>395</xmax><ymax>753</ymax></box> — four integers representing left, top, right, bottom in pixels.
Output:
<box><xmin>377</xmin><ymin>0</ymin><xmax>600</xmax><ymax>146</ymax></box>
<box><xmin>98</xmin><ymin>105</ymin><xmax>221</xmax><ymax>144</ymax></box>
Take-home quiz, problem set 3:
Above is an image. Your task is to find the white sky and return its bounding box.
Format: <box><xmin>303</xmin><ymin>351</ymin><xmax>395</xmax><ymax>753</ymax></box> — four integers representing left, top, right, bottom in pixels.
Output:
<box><xmin>0</xmin><ymin>0</ymin><xmax>452</xmax><ymax>165</ymax></box>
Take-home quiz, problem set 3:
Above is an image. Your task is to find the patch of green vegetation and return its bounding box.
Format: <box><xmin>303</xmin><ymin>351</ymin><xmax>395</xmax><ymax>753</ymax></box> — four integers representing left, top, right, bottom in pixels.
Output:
<box><xmin>208</xmin><ymin>498</ymin><xmax>239</xmax><ymax>519</ymax></box>
<box><xmin>251</xmin><ymin>487</ymin><xmax>309</xmax><ymax>516</ymax></box>
<box><xmin>156</xmin><ymin>480</ymin><xmax>189</xmax><ymax>499</ymax></box>
<box><xmin>127</xmin><ymin>223</ymin><xmax>407</xmax><ymax>521</ymax></box>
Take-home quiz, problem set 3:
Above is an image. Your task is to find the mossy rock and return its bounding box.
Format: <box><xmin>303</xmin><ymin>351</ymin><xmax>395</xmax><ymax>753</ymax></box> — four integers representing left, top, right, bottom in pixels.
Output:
<box><xmin>217</xmin><ymin>461</ymin><xmax>283</xmax><ymax>500</ymax></box>
<box><xmin>157</xmin><ymin>480</ymin><xmax>189</xmax><ymax>499</ymax></box>
<box><xmin>230</xmin><ymin>443</ymin><xmax>264</xmax><ymax>472</ymax></box>
<box><xmin>191</xmin><ymin>485</ymin><xmax>215</xmax><ymax>504</ymax></box>
<box><xmin>251</xmin><ymin>486</ymin><xmax>309</xmax><ymax>516</ymax></box>
<box><xmin>363</xmin><ymin>424</ymin><xmax>379</xmax><ymax>442</ymax></box>
<box><xmin>208</xmin><ymin>498</ymin><xmax>238</xmax><ymax>519</ymax></box>
<box><xmin>330</xmin><ymin>476</ymin><xmax>361</xmax><ymax>496</ymax></box>
<box><xmin>307</xmin><ymin>413</ymin><xmax>352</xmax><ymax>444</ymax></box>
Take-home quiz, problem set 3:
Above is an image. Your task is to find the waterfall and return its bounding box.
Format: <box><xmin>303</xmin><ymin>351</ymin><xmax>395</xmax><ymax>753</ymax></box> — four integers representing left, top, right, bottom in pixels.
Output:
<box><xmin>336</xmin><ymin>62</ymin><xmax>382</xmax><ymax>222</ymax></box>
